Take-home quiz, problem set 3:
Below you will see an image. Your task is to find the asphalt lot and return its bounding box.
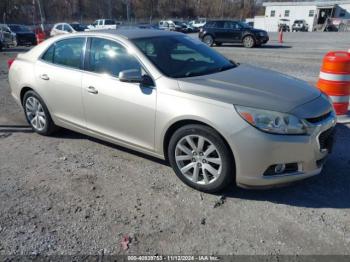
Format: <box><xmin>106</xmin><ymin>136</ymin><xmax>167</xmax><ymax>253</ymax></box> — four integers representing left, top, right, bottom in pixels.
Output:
<box><xmin>0</xmin><ymin>32</ymin><xmax>349</xmax><ymax>256</ymax></box>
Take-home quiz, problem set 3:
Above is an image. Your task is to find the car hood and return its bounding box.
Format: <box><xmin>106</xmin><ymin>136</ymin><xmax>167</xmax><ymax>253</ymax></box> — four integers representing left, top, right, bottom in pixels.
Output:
<box><xmin>177</xmin><ymin>64</ymin><xmax>322</xmax><ymax>115</ymax></box>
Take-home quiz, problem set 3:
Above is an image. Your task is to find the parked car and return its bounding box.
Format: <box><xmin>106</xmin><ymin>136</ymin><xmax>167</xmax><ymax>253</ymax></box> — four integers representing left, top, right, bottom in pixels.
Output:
<box><xmin>50</xmin><ymin>23</ymin><xmax>87</xmax><ymax>37</ymax></box>
<box><xmin>136</xmin><ymin>23</ymin><xmax>159</xmax><ymax>30</ymax></box>
<box><xmin>158</xmin><ymin>20</ymin><xmax>176</xmax><ymax>31</ymax></box>
<box><xmin>8</xmin><ymin>30</ymin><xmax>336</xmax><ymax>193</ymax></box>
<box><xmin>173</xmin><ymin>21</ymin><xmax>190</xmax><ymax>33</ymax></box>
<box><xmin>278</xmin><ymin>19</ymin><xmax>291</xmax><ymax>32</ymax></box>
<box><xmin>199</xmin><ymin>20</ymin><xmax>269</xmax><ymax>48</ymax></box>
<box><xmin>189</xmin><ymin>18</ymin><xmax>206</xmax><ymax>30</ymax></box>
<box><xmin>87</xmin><ymin>19</ymin><xmax>118</xmax><ymax>30</ymax></box>
<box><xmin>292</xmin><ymin>20</ymin><xmax>309</xmax><ymax>32</ymax></box>
<box><xmin>8</xmin><ymin>24</ymin><xmax>36</xmax><ymax>46</ymax></box>
<box><xmin>0</xmin><ymin>24</ymin><xmax>17</xmax><ymax>49</ymax></box>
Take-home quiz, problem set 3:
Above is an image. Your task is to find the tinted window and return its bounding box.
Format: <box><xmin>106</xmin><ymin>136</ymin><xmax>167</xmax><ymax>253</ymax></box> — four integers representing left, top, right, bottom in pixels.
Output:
<box><xmin>63</xmin><ymin>24</ymin><xmax>72</xmax><ymax>32</ymax></box>
<box><xmin>42</xmin><ymin>44</ymin><xmax>55</xmax><ymax>62</ymax></box>
<box><xmin>43</xmin><ymin>38</ymin><xmax>85</xmax><ymax>69</ymax></box>
<box><xmin>87</xmin><ymin>38</ymin><xmax>141</xmax><ymax>77</ymax></box>
<box><xmin>70</xmin><ymin>24</ymin><xmax>86</xmax><ymax>32</ymax></box>
<box><xmin>205</xmin><ymin>21</ymin><xmax>223</xmax><ymax>28</ymax></box>
<box><xmin>224</xmin><ymin>21</ymin><xmax>241</xmax><ymax>30</ymax></box>
<box><xmin>132</xmin><ymin>35</ymin><xmax>236</xmax><ymax>78</ymax></box>
<box><xmin>105</xmin><ymin>19</ymin><xmax>116</xmax><ymax>25</ymax></box>
<box><xmin>9</xmin><ymin>25</ymin><xmax>31</xmax><ymax>32</ymax></box>
<box><xmin>56</xmin><ymin>24</ymin><xmax>63</xmax><ymax>30</ymax></box>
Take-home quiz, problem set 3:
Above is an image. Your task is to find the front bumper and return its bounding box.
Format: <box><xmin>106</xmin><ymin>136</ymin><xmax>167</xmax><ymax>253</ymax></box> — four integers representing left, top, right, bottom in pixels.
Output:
<box><xmin>256</xmin><ymin>35</ymin><xmax>269</xmax><ymax>44</ymax></box>
<box><xmin>229</xmin><ymin>111</ymin><xmax>336</xmax><ymax>188</ymax></box>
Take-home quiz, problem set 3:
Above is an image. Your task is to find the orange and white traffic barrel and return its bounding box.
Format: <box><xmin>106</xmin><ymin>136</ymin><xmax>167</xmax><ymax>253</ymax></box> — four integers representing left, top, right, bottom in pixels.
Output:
<box><xmin>317</xmin><ymin>51</ymin><xmax>350</xmax><ymax>117</ymax></box>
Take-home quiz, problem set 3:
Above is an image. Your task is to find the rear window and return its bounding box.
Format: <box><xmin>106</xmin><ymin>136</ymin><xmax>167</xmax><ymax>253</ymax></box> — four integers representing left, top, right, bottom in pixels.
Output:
<box><xmin>105</xmin><ymin>19</ymin><xmax>116</xmax><ymax>25</ymax></box>
<box><xmin>41</xmin><ymin>38</ymin><xmax>85</xmax><ymax>69</ymax></box>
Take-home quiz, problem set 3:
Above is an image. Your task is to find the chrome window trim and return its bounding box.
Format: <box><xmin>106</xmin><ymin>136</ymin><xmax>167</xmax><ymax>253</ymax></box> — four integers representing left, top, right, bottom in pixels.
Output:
<box><xmin>38</xmin><ymin>35</ymin><xmax>156</xmax><ymax>87</ymax></box>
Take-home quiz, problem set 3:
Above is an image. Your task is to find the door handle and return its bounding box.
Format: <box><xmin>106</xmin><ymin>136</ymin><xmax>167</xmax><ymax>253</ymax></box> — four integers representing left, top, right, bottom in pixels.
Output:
<box><xmin>87</xmin><ymin>86</ymin><xmax>98</xmax><ymax>94</ymax></box>
<box><xmin>40</xmin><ymin>74</ymin><xmax>49</xmax><ymax>80</ymax></box>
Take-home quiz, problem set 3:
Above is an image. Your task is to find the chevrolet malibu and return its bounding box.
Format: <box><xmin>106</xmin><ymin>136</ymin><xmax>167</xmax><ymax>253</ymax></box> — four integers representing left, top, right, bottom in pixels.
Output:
<box><xmin>8</xmin><ymin>30</ymin><xmax>336</xmax><ymax>193</ymax></box>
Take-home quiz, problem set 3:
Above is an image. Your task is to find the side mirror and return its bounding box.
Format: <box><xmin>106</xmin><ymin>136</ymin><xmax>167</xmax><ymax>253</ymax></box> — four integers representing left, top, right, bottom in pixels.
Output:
<box><xmin>119</xmin><ymin>69</ymin><xmax>143</xmax><ymax>83</ymax></box>
<box><xmin>119</xmin><ymin>69</ymin><xmax>154</xmax><ymax>86</ymax></box>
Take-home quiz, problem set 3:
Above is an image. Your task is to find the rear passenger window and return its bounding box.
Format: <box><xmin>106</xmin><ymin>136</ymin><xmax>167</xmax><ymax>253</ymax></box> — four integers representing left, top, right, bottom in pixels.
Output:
<box><xmin>41</xmin><ymin>38</ymin><xmax>85</xmax><ymax>69</ymax></box>
<box><xmin>55</xmin><ymin>38</ymin><xmax>85</xmax><ymax>68</ymax></box>
<box><xmin>42</xmin><ymin>45</ymin><xmax>55</xmax><ymax>62</ymax></box>
<box><xmin>87</xmin><ymin>38</ymin><xmax>141</xmax><ymax>77</ymax></box>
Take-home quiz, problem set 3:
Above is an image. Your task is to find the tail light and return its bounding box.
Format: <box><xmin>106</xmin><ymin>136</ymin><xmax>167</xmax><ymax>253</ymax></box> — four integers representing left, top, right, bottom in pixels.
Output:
<box><xmin>7</xmin><ymin>58</ymin><xmax>15</xmax><ymax>69</ymax></box>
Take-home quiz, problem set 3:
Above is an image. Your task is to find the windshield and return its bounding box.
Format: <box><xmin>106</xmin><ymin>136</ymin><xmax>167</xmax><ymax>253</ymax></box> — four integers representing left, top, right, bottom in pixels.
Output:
<box><xmin>70</xmin><ymin>24</ymin><xmax>86</xmax><ymax>31</ymax></box>
<box><xmin>9</xmin><ymin>25</ymin><xmax>31</xmax><ymax>32</ymax></box>
<box><xmin>132</xmin><ymin>35</ymin><xmax>236</xmax><ymax>78</ymax></box>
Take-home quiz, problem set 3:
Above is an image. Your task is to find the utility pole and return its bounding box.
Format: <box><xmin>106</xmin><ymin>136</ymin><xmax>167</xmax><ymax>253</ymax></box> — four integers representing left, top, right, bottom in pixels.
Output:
<box><xmin>36</xmin><ymin>0</ymin><xmax>44</xmax><ymax>30</ymax></box>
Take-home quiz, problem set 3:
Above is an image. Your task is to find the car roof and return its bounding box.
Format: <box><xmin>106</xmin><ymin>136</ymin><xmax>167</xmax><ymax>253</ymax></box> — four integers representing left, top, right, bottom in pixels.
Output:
<box><xmin>93</xmin><ymin>29</ymin><xmax>183</xmax><ymax>39</ymax></box>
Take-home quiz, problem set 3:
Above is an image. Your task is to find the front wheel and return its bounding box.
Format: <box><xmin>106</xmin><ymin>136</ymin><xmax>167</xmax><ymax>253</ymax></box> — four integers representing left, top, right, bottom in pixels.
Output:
<box><xmin>243</xmin><ymin>35</ymin><xmax>255</xmax><ymax>48</ymax></box>
<box><xmin>168</xmin><ymin>124</ymin><xmax>234</xmax><ymax>193</ymax></box>
<box><xmin>203</xmin><ymin>35</ymin><xmax>214</xmax><ymax>47</ymax></box>
<box><xmin>23</xmin><ymin>90</ymin><xmax>58</xmax><ymax>136</ymax></box>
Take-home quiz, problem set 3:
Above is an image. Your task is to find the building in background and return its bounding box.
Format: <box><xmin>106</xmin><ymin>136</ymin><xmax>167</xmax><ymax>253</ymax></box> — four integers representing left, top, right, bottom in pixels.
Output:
<box><xmin>248</xmin><ymin>1</ymin><xmax>350</xmax><ymax>32</ymax></box>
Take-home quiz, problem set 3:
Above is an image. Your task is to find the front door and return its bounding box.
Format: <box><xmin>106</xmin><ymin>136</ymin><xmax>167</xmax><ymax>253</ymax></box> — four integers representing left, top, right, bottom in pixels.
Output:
<box><xmin>82</xmin><ymin>37</ymin><xmax>156</xmax><ymax>151</ymax></box>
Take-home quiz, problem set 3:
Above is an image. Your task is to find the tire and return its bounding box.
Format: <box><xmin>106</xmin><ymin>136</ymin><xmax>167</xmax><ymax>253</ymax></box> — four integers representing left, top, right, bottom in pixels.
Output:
<box><xmin>215</xmin><ymin>42</ymin><xmax>222</xmax><ymax>46</ymax></box>
<box><xmin>203</xmin><ymin>35</ymin><xmax>214</xmax><ymax>47</ymax></box>
<box><xmin>168</xmin><ymin>124</ymin><xmax>234</xmax><ymax>193</ymax></box>
<box><xmin>23</xmin><ymin>90</ymin><xmax>58</xmax><ymax>136</ymax></box>
<box><xmin>242</xmin><ymin>35</ymin><xmax>255</xmax><ymax>48</ymax></box>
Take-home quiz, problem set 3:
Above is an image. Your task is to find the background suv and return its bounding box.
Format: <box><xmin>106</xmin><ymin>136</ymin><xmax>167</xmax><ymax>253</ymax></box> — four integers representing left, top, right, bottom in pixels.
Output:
<box><xmin>199</xmin><ymin>20</ymin><xmax>269</xmax><ymax>48</ymax></box>
<box><xmin>292</xmin><ymin>20</ymin><xmax>309</xmax><ymax>32</ymax></box>
<box><xmin>8</xmin><ymin>24</ymin><xmax>36</xmax><ymax>46</ymax></box>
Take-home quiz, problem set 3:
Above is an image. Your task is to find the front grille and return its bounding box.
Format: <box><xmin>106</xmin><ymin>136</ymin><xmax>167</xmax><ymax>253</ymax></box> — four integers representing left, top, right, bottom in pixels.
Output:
<box><xmin>306</xmin><ymin>111</ymin><xmax>332</xmax><ymax>124</ymax></box>
<box><xmin>318</xmin><ymin>128</ymin><xmax>335</xmax><ymax>152</ymax></box>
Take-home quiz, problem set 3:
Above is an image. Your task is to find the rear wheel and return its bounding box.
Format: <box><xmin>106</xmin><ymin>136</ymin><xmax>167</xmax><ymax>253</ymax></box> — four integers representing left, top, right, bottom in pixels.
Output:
<box><xmin>203</xmin><ymin>35</ymin><xmax>214</xmax><ymax>47</ymax></box>
<box><xmin>23</xmin><ymin>90</ymin><xmax>58</xmax><ymax>136</ymax></box>
<box><xmin>243</xmin><ymin>35</ymin><xmax>255</xmax><ymax>48</ymax></box>
<box><xmin>168</xmin><ymin>124</ymin><xmax>234</xmax><ymax>193</ymax></box>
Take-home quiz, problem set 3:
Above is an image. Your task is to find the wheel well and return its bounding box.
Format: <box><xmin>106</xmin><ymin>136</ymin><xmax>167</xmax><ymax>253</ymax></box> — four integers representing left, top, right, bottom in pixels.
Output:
<box><xmin>163</xmin><ymin>120</ymin><xmax>235</xmax><ymax>167</ymax></box>
<box><xmin>20</xmin><ymin>87</ymin><xmax>33</xmax><ymax>105</ymax></box>
<box><xmin>203</xmin><ymin>33</ymin><xmax>214</xmax><ymax>39</ymax></box>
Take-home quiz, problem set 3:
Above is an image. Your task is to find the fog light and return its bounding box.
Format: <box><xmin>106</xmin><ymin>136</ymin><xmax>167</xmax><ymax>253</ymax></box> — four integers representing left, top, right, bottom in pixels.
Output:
<box><xmin>274</xmin><ymin>164</ymin><xmax>286</xmax><ymax>174</ymax></box>
<box><xmin>263</xmin><ymin>163</ymin><xmax>299</xmax><ymax>176</ymax></box>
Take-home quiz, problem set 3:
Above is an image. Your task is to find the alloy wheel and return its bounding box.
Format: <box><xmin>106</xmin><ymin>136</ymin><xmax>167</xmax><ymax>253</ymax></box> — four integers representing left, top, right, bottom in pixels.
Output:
<box><xmin>203</xmin><ymin>35</ymin><xmax>213</xmax><ymax>46</ymax></box>
<box><xmin>175</xmin><ymin>135</ymin><xmax>222</xmax><ymax>185</ymax></box>
<box><xmin>25</xmin><ymin>96</ymin><xmax>47</xmax><ymax>131</ymax></box>
<box><xmin>243</xmin><ymin>36</ymin><xmax>254</xmax><ymax>48</ymax></box>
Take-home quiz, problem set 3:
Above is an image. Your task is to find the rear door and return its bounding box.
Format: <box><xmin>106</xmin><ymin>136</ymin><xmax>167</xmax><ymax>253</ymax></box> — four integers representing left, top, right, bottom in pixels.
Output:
<box><xmin>81</xmin><ymin>37</ymin><xmax>156</xmax><ymax>150</ymax></box>
<box><xmin>35</xmin><ymin>37</ymin><xmax>87</xmax><ymax>128</ymax></box>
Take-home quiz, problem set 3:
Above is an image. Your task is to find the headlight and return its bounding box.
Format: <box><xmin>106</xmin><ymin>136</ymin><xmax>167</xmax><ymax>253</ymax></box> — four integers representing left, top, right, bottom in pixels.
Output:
<box><xmin>235</xmin><ymin>106</ymin><xmax>307</xmax><ymax>135</ymax></box>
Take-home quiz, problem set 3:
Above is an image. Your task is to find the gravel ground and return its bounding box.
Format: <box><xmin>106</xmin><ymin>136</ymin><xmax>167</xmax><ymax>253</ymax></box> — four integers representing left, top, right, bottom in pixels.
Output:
<box><xmin>0</xmin><ymin>32</ymin><xmax>349</xmax><ymax>257</ymax></box>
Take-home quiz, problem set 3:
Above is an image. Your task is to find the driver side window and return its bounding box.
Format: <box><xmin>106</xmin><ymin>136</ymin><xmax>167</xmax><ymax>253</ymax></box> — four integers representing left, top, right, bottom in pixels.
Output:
<box><xmin>87</xmin><ymin>38</ymin><xmax>142</xmax><ymax>78</ymax></box>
